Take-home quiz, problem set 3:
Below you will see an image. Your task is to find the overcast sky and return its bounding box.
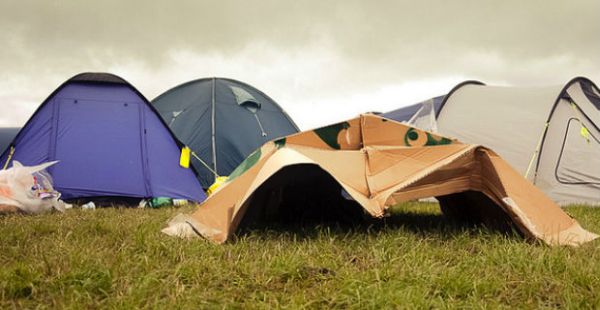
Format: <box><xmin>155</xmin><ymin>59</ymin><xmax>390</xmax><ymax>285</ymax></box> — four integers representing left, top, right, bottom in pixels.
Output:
<box><xmin>1</xmin><ymin>0</ymin><xmax>598</xmax><ymax>129</ymax></box>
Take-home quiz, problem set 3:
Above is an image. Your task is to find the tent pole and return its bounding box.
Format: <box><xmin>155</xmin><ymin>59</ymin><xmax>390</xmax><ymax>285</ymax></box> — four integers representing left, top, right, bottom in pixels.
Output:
<box><xmin>191</xmin><ymin>151</ymin><xmax>219</xmax><ymax>177</ymax></box>
<box><xmin>211</xmin><ymin>78</ymin><xmax>218</xmax><ymax>179</ymax></box>
<box><xmin>524</xmin><ymin>122</ymin><xmax>548</xmax><ymax>181</ymax></box>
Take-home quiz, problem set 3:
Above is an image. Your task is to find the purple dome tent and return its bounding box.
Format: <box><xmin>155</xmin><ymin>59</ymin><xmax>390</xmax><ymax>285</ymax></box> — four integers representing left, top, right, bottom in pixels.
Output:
<box><xmin>0</xmin><ymin>73</ymin><xmax>206</xmax><ymax>202</ymax></box>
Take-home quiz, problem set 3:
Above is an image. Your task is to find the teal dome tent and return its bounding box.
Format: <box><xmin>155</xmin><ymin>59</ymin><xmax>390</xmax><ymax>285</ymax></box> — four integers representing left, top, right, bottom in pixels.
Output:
<box><xmin>152</xmin><ymin>78</ymin><xmax>299</xmax><ymax>188</ymax></box>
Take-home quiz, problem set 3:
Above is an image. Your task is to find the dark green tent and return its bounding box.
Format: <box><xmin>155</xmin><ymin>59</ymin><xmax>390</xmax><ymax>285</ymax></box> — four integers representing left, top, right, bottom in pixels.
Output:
<box><xmin>0</xmin><ymin>127</ymin><xmax>19</xmax><ymax>156</ymax></box>
<box><xmin>152</xmin><ymin>78</ymin><xmax>299</xmax><ymax>187</ymax></box>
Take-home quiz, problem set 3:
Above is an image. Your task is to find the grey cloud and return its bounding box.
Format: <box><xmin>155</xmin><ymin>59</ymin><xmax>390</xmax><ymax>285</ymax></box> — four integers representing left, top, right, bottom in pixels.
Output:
<box><xmin>2</xmin><ymin>1</ymin><xmax>598</xmax><ymax>71</ymax></box>
<box><xmin>0</xmin><ymin>0</ymin><xmax>598</xmax><ymax>126</ymax></box>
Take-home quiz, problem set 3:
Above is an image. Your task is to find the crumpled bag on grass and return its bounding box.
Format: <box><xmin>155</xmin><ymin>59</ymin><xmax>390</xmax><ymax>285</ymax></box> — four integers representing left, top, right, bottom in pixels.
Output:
<box><xmin>0</xmin><ymin>161</ymin><xmax>65</xmax><ymax>214</ymax></box>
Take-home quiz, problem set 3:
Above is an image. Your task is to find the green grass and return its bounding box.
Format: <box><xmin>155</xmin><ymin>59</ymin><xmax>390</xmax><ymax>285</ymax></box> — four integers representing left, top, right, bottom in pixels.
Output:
<box><xmin>1</xmin><ymin>202</ymin><xmax>600</xmax><ymax>308</ymax></box>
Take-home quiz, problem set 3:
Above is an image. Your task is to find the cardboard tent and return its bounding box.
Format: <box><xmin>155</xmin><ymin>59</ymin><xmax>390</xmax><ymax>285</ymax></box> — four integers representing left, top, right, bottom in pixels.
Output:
<box><xmin>384</xmin><ymin>77</ymin><xmax>600</xmax><ymax>206</ymax></box>
<box><xmin>163</xmin><ymin>114</ymin><xmax>597</xmax><ymax>246</ymax></box>
<box><xmin>0</xmin><ymin>73</ymin><xmax>206</xmax><ymax>202</ymax></box>
<box><xmin>152</xmin><ymin>78</ymin><xmax>299</xmax><ymax>188</ymax></box>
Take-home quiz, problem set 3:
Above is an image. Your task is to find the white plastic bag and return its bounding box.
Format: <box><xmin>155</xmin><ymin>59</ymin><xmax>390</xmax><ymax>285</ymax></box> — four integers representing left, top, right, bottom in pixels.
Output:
<box><xmin>0</xmin><ymin>160</ymin><xmax>65</xmax><ymax>214</ymax></box>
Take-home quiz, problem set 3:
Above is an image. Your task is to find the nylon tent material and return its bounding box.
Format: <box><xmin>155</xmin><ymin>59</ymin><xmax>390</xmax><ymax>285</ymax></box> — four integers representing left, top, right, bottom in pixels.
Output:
<box><xmin>162</xmin><ymin>114</ymin><xmax>597</xmax><ymax>246</ymax></box>
<box><xmin>0</xmin><ymin>127</ymin><xmax>19</xmax><ymax>155</ymax></box>
<box><xmin>435</xmin><ymin>77</ymin><xmax>600</xmax><ymax>206</ymax></box>
<box><xmin>383</xmin><ymin>95</ymin><xmax>444</xmax><ymax>123</ymax></box>
<box><xmin>0</xmin><ymin>73</ymin><xmax>206</xmax><ymax>202</ymax></box>
<box><xmin>383</xmin><ymin>77</ymin><xmax>600</xmax><ymax>206</ymax></box>
<box><xmin>152</xmin><ymin>78</ymin><xmax>299</xmax><ymax>188</ymax></box>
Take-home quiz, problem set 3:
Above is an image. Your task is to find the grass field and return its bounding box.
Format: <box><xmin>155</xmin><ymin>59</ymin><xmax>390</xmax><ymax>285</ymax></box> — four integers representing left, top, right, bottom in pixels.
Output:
<box><xmin>1</xmin><ymin>202</ymin><xmax>600</xmax><ymax>309</ymax></box>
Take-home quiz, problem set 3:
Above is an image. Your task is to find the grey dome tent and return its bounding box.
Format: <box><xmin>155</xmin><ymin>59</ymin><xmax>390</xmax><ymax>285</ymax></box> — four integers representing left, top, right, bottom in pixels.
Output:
<box><xmin>152</xmin><ymin>78</ymin><xmax>299</xmax><ymax>188</ymax></box>
<box><xmin>384</xmin><ymin>77</ymin><xmax>600</xmax><ymax>206</ymax></box>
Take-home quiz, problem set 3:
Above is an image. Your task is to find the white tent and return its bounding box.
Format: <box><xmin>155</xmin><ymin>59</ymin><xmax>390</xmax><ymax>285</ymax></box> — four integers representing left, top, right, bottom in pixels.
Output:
<box><xmin>387</xmin><ymin>77</ymin><xmax>600</xmax><ymax>206</ymax></box>
<box><xmin>438</xmin><ymin>77</ymin><xmax>600</xmax><ymax>205</ymax></box>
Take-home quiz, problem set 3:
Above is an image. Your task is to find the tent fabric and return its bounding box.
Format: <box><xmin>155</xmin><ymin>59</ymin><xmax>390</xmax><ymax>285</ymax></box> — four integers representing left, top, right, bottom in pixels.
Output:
<box><xmin>382</xmin><ymin>96</ymin><xmax>444</xmax><ymax>132</ymax></box>
<box><xmin>383</xmin><ymin>95</ymin><xmax>444</xmax><ymax>123</ymax></box>
<box><xmin>162</xmin><ymin>114</ymin><xmax>597</xmax><ymax>246</ymax></box>
<box><xmin>0</xmin><ymin>127</ymin><xmax>19</xmax><ymax>155</ymax></box>
<box><xmin>0</xmin><ymin>72</ymin><xmax>206</xmax><ymax>202</ymax></box>
<box><xmin>435</xmin><ymin>77</ymin><xmax>600</xmax><ymax>206</ymax></box>
<box><xmin>152</xmin><ymin>78</ymin><xmax>299</xmax><ymax>188</ymax></box>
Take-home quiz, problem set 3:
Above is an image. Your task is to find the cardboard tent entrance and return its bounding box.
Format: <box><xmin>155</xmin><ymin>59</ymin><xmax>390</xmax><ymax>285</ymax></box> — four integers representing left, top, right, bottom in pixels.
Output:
<box><xmin>164</xmin><ymin>114</ymin><xmax>597</xmax><ymax>246</ymax></box>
